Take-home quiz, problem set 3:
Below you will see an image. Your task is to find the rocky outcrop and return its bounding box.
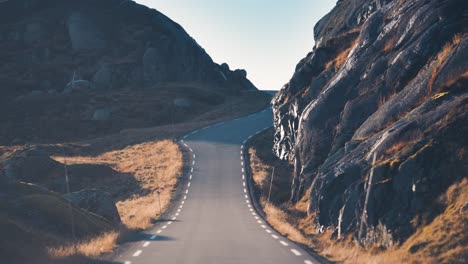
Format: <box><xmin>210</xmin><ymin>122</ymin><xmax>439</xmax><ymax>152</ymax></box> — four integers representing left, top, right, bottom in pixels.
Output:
<box><xmin>0</xmin><ymin>0</ymin><xmax>257</xmax><ymax>94</ymax></box>
<box><xmin>67</xmin><ymin>12</ymin><xmax>107</xmax><ymax>51</ymax></box>
<box><xmin>272</xmin><ymin>0</ymin><xmax>467</xmax><ymax>242</ymax></box>
<box><xmin>65</xmin><ymin>189</ymin><xmax>121</xmax><ymax>225</ymax></box>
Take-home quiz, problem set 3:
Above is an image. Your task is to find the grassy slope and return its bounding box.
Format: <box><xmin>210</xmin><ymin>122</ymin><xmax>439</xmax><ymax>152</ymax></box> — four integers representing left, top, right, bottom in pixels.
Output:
<box><xmin>248</xmin><ymin>129</ymin><xmax>467</xmax><ymax>264</ymax></box>
<box><xmin>0</xmin><ymin>87</ymin><xmax>272</xmax><ymax>263</ymax></box>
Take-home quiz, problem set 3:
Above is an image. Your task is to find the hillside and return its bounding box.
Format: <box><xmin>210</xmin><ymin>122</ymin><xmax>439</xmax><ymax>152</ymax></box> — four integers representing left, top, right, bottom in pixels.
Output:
<box><xmin>0</xmin><ymin>1</ymin><xmax>271</xmax><ymax>263</ymax></box>
<box><xmin>0</xmin><ymin>0</ymin><xmax>257</xmax><ymax>144</ymax></box>
<box><xmin>268</xmin><ymin>0</ymin><xmax>467</xmax><ymax>262</ymax></box>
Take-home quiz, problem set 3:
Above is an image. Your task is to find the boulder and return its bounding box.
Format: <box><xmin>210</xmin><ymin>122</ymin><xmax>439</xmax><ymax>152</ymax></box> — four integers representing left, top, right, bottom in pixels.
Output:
<box><xmin>64</xmin><ymin>189</ymin><xmax>121</xmax><ymax>225</ymax></box>
<box><xmin>67</xmin><ymin>12</ymin><xmax>107</xmax><ymax>51</ymax></box>
<box><xmin>1</xmin><ymin>148</ymin><xmax>63</xmax><ymax>184</ymax></box>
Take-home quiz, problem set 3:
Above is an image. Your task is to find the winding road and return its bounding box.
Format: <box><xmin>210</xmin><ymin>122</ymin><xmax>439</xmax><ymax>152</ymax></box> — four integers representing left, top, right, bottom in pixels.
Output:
<box><xmin>111</xmin><ymin>108</ymin><xmax>321</xmax><ymax>264</ymax></box>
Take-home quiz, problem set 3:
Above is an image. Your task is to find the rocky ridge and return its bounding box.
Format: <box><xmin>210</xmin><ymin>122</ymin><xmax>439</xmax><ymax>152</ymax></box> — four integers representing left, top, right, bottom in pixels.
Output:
<box><xmin>272</xmin><ymin>0</ymin><xmax>467</xmax><ymax>242</ymax></box>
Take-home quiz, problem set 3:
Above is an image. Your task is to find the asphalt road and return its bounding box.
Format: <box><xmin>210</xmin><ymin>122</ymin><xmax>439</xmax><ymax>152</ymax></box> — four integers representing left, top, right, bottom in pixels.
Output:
<box><xmin>112</xmin><ymin>108</ymin><xmax>321</xmax><ymax>264</ymax></box>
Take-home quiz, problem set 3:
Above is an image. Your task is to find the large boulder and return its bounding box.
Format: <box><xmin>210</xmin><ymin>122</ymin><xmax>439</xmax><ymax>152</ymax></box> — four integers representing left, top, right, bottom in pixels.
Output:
<box><xmin>1</xmin><ymin>147</ymin><xmax>63</xmax><ymax>184</ymax></box>
<box><xmin>67</xmin><ymin>12</ymin><xmax>107</xmax><ymax>51</ymax></box>
<box><xmin>64</xmin><ymin>189</ymin><xmax>121</xmax><ymax>225</ymax></box>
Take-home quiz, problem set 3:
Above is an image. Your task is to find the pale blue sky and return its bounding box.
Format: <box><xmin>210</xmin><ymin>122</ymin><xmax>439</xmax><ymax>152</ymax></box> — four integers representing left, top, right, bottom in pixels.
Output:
<box><xmin>135</xmin><ymin>1</ymin><xmax>336</xmax><ymax>90</ymax></box>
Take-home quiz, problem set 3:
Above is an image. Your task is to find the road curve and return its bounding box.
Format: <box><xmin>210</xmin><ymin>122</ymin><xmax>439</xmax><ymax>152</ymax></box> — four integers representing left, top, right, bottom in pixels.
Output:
<box><xmin>112</xmin><ymin>108</ymin><xmax>321</xmax><ymax>264</ymax></box>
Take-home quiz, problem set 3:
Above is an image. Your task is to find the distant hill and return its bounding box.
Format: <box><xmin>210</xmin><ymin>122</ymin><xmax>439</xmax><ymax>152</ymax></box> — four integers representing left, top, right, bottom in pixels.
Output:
<box><xmin>0</xmin><ymin>0</ymin><xmax>258</xmax><ymax>144</ymax></box>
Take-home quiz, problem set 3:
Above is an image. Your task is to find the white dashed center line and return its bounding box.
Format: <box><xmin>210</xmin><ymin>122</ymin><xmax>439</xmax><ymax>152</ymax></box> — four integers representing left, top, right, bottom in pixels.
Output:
<box><xmin>304</xmin><ymin>260</ymin><xmax>314</xmax><ymax>264</ymax></box>
<box><xmin>279</xmin><ymin>241</ymin><xmax>289</xmax><ymax>246</ymax></box>
<box><xmin>272</xmin><ymin>234</ymin><xmax>279</xmax><ymax>239</ymax></box>
<box><xmin>291</xmin><ymin>249</ymin><xmax>302</xmax><ymax>256</ymax></box>
<box><xmin>133</xmin><ymin>250</ymin><xmax>143</xmax><ymax>257</ymax></box>
<box><xmin>143</xmin><ymin>241</ymin><xmax>150</xmax><ymax>247</ymax></box>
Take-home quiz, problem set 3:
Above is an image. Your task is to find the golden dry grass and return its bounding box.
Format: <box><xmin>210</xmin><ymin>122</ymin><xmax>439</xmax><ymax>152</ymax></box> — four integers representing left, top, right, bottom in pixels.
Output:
<box><xmin>48</xmin><ymin>231</ymin><xmax>119</xmax><ymax>258</ymax></box>
<box><xmin>53</xmin><ymin>140</ymin><xmax>183</xmax><ymax>230</ymax></box>
<box><xmin>428</xmin><ymin>34</ymin><xmax>463</xmax><ymax>94</ymax></box>
<box><xmin>325</xmin><ymin>38</ymin><xmax>359</xmax><ymax>71</ymax></box>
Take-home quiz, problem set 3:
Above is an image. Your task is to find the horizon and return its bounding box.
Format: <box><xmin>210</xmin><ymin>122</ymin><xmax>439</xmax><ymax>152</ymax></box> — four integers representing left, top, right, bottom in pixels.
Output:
<box><xmin>134</xmin><ymin>0</ymin><xmax>336</xmax><ymax>90</ymax></box>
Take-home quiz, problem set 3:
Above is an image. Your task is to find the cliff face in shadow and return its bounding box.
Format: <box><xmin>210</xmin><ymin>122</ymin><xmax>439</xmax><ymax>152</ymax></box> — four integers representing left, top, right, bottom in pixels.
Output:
<box><xmin>272</xmin><ymin>0</ymin><xmax>467</xmax><ymax>241</ymax></box>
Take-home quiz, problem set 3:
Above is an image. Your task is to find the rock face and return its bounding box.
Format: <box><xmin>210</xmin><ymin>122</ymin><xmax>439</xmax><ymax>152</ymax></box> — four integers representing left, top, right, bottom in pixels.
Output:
<box><xmin>67</xmin><ymin>12</ymin><xmax>107</xmax><ymax>51</ymax></box>
<box><xmin>272</xmin><ymin>0</ymin><xmax>467</xmax><ymax>241</ymax></box>
<box><xmin>65</xmin><ymin>189</ymin><xmax>121</xmax><ymax>225</ymax></box>
<box><xmin>0</xmin><ymin>0</ymin><xmax>257</xmax><ymax>94</ymax></box>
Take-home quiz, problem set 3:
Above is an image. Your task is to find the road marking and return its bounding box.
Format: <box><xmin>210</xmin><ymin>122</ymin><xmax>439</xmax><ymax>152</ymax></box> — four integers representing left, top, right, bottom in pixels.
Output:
<box><xmin>304</xmin><ymin>260</ymin><xmax>314</xmax><ymax>264</ymax></box>
<box><xmin>193</xmin><ymin>154</ymin><xmax>196</xmax><ymax>158</ymax></box>
<box><xmin>190</xmin><ymin>175</ymin><xmax>193</xmax><ymax>180</ymax></box>
<box><xmin>279</xmin><ymin>241</ymin><xmax>288</xmax><ymax>246</ymax></box>
<box><xmin>241</xmin><ymin>168</ymin><xmax>244</xmax><ymax>172</ymax></box>
<box><xmin>184</xmin><ymin>195</ymin><xmax>187</xmax><ymax>200</ymax></box>
<box><xmin>179</xmin><ymin>205</ymin><xmax>183</xmax><ymax>209</ymax></box>
<box><xmin>191</xmin><ymin>168</ymin><xmax>194</xmax><ymax>172</ymax></box>
<box><xmin>185</xmin><ymin>189</ymin><xmax>189</xmax><ymax>194</ymax></box>
<box><xmin>133</xmin><ymin>250</ymin><xmax>143</xmax><ymax>257</ymax></box>
<box><xmin>244</xmin><ymin>188</ymin><xmax>247</xmax><ymax>193</ymax></box>
<box><xmin>241</xmin><ymin>145</ymin><xmax>244</xmax><ymax>149</ymax></box>
<box><xmin>189</xmin><ymin>148</ymin><xmax>193</xmax><ymax>152</ymax></box>
<box><xmin>150</xmin><ymin>235</ymin><xmax>157</xmax><ymax>240</ymax></box>
<box><xmin>243</xmin><ymin>182</ymin><xmax>246</xmax><ymax>187</ymax></box>
<box><xmin>241</xmin><ymin>162</ymin><xmax>244</xmax><ymax>166</ymax></box>
<box><xmin>175</xmin><ymin>213</ymin><xmax>179</xmax><ymax>216</ymax></box>
<box><xmin>156</xmin><ymin>230</ymin><xmax>162</xmax><ymax>234</ymax></box>
<box><xmin>254</xmin><ymin>216</ymin><xmax>259</xmax><ymax>220</ymax></box>
<box><xmin>261</xmin><ymin>225</ymin><xmax>267</xmax><ymax>229</ymax></box>
<box><xmin>245</xmin><ymin>195</ymin><xmax>248</xmax><ymax>199</ymax></box>
<box><xmin>192</xmin><ymin>161</ymin><xmax>195</xmax><ymax>165</ymax></box>
<box><xmin>240</xmin><ymin>150</ymin><xmax>243</xmax><ymax>155</ymax></box>
<box><xmin>162</xmin><ymin>225</ymin><xmax>167</xmax><ymax>229</ymax></box>
<box><xmin>246</xmin><ymin>199</ymin><xmax>250</xmax><ymax>204</ymax></box>
<box><xmin>182</xmin><ymin>200</ymin><xmax>185</xmax><ymax>204</ymax></box>
<box><xmin>124</xmin><ymin>261</ymin><xmax>132</xmax><ymax>264</ymax></box>
<box><xmin>252</xmin><ymin>212</ymin><xmax>256</xmax><ymax>216</ymax></box>
<box><xmin>181</xmin><ymin>140</ymin><xmax>184</xmax><ymax>143</ymax></box>
<box><xmin>249</xmin><ymin>208</ymin><xmax>253</xmax><ymax>212</ymax></box>
<box><xmin>257</xmin><ymin>220</ymin><xmax>262</xmax><ymax>224</ymax></box>
<box><xmin>172</xmin><ymin>217</ymin><xmax>176</xmax><ymax>220</ymax></box>
<box><xmin>167</xmin><ymin>221</ymin><xmax>172</xmax><ymax>225</ymax></box>
<box><xmin>188</xmin><ymin>182</ymin><xmax>191</xmax><ymax>187</ymax></box>
<box><xmin>291</xmin><ymin>249</ymin><xmax>302</xmax><ymax>256</ymax></box>
<box><xmin>241</xmin><ymin>156</ymin><xmax>243</xmax><ymax>160</ymax></box>
<box><xmin>143</xmin><ymin>241</ymin><xmax>150</xmax><ymax>247</ymax></box>
<box><xmin>247</xmin><ymin>204</ymin><xmax>251</xmax><ymax>208</ymax></box>
<box><xmin>272</xmin><ymin>234</ymin><xmax>279</xmax><ymax>239</ymax></box>
<box><xmin>266</xmin><ymin>229</ymin><xmax>272</xmax><ymax>233</ymax></box>
<box><xmin>242</xmin><ymin>175</ymin><xmax>245</xmax><ymax>180</ymax></box>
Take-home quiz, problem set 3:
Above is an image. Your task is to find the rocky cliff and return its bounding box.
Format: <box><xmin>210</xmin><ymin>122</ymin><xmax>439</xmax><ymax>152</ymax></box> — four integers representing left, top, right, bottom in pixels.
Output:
<box><xmin>0</xmin><ymin>0</ymin><xmax>255</xmax><ymax>97</ymax></box>
<box><xmin>272</xmin><ymin>0</ymin><xmax>467</xmax><ymax>242</ymax></box>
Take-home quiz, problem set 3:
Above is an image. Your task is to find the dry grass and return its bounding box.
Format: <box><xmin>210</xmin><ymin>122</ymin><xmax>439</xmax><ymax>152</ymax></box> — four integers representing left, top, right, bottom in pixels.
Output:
<box><xmin>428</xmin><ymin>34</ymin><xmax>463</xmax><ymax>94</ymax></box>
<box><xmin>325</xmin><ymin>38</ymin><xmax>359</xmax><ymax>71</ymax></box>
<box><xmin>48</xmin><ymin>231</ymin><xmax>119</xmax><ymax>258</ymax></box>
<box><xmin>53</xmin><ymin>140</ymin><xmax>183</xmax><ymax>230</ymax></box>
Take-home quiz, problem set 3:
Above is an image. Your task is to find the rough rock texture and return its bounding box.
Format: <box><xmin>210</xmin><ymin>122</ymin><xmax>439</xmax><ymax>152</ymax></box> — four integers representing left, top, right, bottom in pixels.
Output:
<box><xmin>0</xmin><ymin>0</ymin><xmax>256</xmax><ymax>95</ymax></box>
<box><xmin>65</xmin><ymin>189</ymin><xmax>121</xmax><ymax>225</ymax></box>
<box><xmin>272</xmin><ymin>0</ymin><xmax>467</xmax><ymax>241</ymax></box>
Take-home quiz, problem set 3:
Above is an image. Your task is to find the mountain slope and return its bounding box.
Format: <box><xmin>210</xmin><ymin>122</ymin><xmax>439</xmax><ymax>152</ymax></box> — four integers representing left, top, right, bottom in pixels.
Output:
<box><xmin>0</xmin><ymin>0</ymin><xmax>257</xmax><ymax>144</ymax></box>
<box><xmin>272</xmin><ymin>0</ymin><xmax>467</xmax><ymax>252</ymax></box>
